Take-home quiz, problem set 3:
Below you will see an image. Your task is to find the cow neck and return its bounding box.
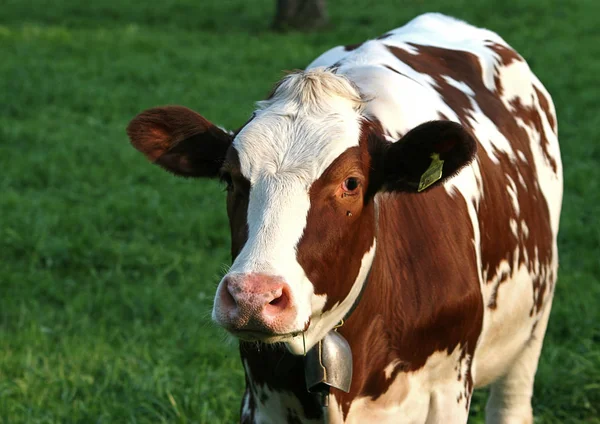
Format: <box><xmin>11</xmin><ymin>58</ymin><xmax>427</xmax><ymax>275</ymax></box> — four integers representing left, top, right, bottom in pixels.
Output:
<box><xmin>300</xmin><ymin>208</ymin><xmax>379</xmax><ymax>405</ymax></box>
<box><xmin>305</xmin><ymin>265</ymin><xmax>371</xmax><ymax>350</ymax></box>
<box><xmin>331</xmin><ymin>191</ymin><xmax>380</xmax><ymax>330</ymax></box>
<box><xmin>300</xmin><ymin>266</ymin><xmax>373</xmax><ymax>410</ymax></box>
<box><xmin>336</xmin><ymin>193</ymin><xmax>380</xmax><ymax>326</ymax></box>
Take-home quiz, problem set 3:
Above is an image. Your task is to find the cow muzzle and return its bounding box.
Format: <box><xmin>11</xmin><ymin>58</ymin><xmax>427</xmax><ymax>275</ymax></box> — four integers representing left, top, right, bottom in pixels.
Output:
<box><xmin>213</xmin><ymin>273</ymin><xmax>299</xmax><ymax>340</ymax></box>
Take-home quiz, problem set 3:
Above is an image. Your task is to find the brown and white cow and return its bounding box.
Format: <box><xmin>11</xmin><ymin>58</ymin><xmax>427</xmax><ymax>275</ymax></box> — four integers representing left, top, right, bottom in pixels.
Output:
<box><xmin>126</xmin><ymin>13</ymin><xmax>562</xmax><ymax>424</ymax></box>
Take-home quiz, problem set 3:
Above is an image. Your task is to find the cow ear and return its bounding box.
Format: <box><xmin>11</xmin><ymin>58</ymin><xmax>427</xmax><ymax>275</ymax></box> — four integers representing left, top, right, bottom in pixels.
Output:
<box><xmin>126</xmin><ymin>106</ymin><xmax>232</xmax><ymax>177</ymax></box>
<box><xmin>379</xmin><ymin>121</ymin><xmax>477</xmax><ymax>193</ymax></box>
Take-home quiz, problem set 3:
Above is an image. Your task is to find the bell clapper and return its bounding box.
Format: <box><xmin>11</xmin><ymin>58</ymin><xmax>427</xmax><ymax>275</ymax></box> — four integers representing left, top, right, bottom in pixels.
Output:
<box><xmin>320</xmin><ymin>388</ymin><xmax>330</xmax><ymax>407</ymax></box>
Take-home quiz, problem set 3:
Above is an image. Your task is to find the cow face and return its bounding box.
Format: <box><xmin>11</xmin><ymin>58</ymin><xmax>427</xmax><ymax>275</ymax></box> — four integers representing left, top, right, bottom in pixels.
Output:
<box><xmin>127</xmin><ymin>70</ymin><xmax>476</xmax><ymax>355</ymax></box>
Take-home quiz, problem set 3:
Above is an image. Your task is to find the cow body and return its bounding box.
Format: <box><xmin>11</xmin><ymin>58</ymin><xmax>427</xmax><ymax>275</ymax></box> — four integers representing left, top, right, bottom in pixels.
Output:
<box><xmin>127</xmin><ymin>13</ymin><xmax>561</xmax><ymax>424</ymax></box>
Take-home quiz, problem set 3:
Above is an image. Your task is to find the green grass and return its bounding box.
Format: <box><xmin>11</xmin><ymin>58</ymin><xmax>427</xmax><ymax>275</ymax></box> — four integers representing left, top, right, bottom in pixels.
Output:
<box><xmin>0</xmin><ymin>0</ymin><xmax>598</xmax><ymax>422</ymax></box>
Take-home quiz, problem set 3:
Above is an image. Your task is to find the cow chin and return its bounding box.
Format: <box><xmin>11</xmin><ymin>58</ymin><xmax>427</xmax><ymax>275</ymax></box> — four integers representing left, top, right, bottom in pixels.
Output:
<box><xmin>212</xmin><ymin>298</ymin><xmax>319</xmax><ymax>354</ymax></box>
<box><xmin>227</xmin><ymin>324</ymin><xmax>309</xmax><ymax>345</ymax></box>
<box><xmin>216</xmin><ymin>309</ymin><xmax>311</xmax><ymax>344</ymax></box>
<box><xmin>226</xmin><ymin>322</ymin><xmax>318</xmax><ymax>356</ymax></box>
<box><xmin>212</xmin><ymin>307</ymin><xmax>308</xmax><ymax>343</ymax></box>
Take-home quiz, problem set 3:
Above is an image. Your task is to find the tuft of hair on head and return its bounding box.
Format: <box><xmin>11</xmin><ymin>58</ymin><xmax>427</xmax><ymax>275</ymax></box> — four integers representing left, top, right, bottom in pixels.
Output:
<box><xmin>257</xmin><ymin>68</ymin><xmax>365</xmax><ymax>115</ymax></box>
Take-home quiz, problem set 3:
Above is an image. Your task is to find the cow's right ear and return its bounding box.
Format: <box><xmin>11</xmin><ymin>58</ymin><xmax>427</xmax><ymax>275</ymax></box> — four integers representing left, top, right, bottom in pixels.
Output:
<box><xmin>126</xmin><ymin>106</ymin><xmax>233</xmax><ymax>178</ymax></box>
<box><xmin>368</xmin><ymin>120</ymin><xmax>477</xmax><ymax>194</ymax></box>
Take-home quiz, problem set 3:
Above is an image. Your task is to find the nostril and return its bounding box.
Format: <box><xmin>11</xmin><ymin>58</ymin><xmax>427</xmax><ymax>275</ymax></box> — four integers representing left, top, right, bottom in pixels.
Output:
<box><xmin>219</xmin><ymin>280</ymin><xmax>238</xmax><ymax>310</ymax></box>
<box><xmin>264</xmin><ymin>287</ymin><xmax>289</xmax><ymax>315</ymax></box>
<box><xmin>269</xmin><ymin>296</ymin><xmax>284</xmax><ymax>306</ymax></box>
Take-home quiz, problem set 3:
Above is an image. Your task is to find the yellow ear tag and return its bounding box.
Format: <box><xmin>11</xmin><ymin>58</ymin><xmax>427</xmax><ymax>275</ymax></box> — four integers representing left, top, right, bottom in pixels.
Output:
<box><xmin>418</xmin><ymin>153</ymin><xmax>444</xmax><ymax>192</ymax></box>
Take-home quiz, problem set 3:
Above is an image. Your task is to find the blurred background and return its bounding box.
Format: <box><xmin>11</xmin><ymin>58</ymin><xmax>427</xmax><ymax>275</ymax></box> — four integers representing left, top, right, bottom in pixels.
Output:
<box><xmin>0</xmin><ymin>0</ymin><xmax>598</xmax><ymax>422</ymax></box>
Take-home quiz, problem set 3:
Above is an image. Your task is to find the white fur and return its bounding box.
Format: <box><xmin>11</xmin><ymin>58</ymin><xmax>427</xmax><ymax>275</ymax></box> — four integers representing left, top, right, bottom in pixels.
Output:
<box><xmin>340</xmin><ymin>348</ymin><xmax>472</xmax><ymax>424</ymax></box>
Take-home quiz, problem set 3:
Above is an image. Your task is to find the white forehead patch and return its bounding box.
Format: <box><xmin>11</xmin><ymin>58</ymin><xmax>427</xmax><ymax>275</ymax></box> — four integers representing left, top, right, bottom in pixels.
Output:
<box><xmin>233</xmin><ymin>69</ymin><xmax>364</xmax><ymax>185</ymax></box>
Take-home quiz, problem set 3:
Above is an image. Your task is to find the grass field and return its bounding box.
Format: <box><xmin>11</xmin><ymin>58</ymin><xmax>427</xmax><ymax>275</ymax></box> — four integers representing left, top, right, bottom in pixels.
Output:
<box><xmin>0</xmin><ymin>0</ymin><xmax>598</xmax><ymax>422</ymax></box>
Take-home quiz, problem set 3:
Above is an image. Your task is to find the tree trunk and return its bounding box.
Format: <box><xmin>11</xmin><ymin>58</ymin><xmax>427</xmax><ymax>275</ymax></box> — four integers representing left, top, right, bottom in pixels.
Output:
<box><xmin>272</xmin><ymin>0</ymin><xmax>329</xmax><ymax>31</ymax></box>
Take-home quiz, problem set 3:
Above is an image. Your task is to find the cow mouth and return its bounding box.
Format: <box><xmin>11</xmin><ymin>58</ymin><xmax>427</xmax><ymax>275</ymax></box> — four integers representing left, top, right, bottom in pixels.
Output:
<box><xmin>230</xmin><ymin>329</ymin><xmax>304</xmax><ymax>343</ymax></box>
<box><xmin>227</xmin><ymin>320</ymin><xmax>311</xmax><ymax>343</ymax></box>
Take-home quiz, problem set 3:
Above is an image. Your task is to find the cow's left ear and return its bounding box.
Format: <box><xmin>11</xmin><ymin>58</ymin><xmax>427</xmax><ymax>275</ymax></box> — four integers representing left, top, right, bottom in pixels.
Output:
<box><xmin>376</xmin><ymin>121</ymin><xmax>477</xmax><ymax>193</ymax></box>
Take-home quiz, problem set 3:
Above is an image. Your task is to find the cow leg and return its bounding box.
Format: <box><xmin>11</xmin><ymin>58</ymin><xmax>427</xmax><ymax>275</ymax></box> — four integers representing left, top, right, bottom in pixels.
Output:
<box><xmin>485</xmin><ymin>298</ymin><xmax>553</xmax><ymax>424</ymax></box>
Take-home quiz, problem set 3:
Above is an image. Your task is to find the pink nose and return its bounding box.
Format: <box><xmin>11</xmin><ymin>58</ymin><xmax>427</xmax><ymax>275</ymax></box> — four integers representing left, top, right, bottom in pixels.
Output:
<box><xmin>215</xmin><ymin>273</ymin><xmax>296</xmax><ymax>335</ymax></box>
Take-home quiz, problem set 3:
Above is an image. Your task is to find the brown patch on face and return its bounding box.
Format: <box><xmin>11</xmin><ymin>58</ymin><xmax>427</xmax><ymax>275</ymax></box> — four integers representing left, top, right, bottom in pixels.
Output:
<box><xmin>221</xmin><ymin>148</ymin><xmax>251</xmax><ymax>260</ymax></box>
<box><xmin>296</xmin><ymin>122</ymin><xmax>377</xmax><ymax>312</ymax></box>
<box><xmin>221</xmin><ymin>115</ymin><xmax>259</xmax><ymax>260</ymax></box>
<box><xmin>388</xmin><ymin>43</ymin><xmax>557</xmax><ymax>312</ymax></box>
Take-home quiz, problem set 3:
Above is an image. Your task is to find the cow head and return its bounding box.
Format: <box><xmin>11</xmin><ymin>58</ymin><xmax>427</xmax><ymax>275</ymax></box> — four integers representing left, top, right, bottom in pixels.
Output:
<box><xmin>127</xmin><ymin>69</ymin><xmax>476</xmax><ymax>355</ymax></box>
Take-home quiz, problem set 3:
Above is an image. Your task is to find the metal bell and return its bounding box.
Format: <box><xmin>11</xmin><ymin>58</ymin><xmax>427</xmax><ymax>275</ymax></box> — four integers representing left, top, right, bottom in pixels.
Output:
<box><xmin>304</xmin><ymin>330</ymin><xmax>353</xmax><ymax>399</ymax></box>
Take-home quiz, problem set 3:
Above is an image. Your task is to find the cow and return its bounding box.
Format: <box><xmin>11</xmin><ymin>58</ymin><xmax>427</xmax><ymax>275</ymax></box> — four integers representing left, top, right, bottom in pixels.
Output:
<box><xmin>126</xmin><ymin>13</ymin><xmax>562</xmax><ymax>424</ymax></box>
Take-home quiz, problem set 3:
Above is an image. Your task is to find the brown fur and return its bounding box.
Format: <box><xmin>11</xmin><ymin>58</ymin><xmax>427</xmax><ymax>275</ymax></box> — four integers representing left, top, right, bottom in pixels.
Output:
<box><xmin>221</xmin><ymin>148</ymin><xmax>251</xmax><ymax>259</ymax></box>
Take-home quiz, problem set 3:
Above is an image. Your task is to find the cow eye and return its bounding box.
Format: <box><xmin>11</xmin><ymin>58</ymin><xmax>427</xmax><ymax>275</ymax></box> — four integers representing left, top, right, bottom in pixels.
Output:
<box><xmin>343</xmin><ymin>177</ymin><xmax>360</xmax><ymax>192</ymax></box>
<box><xmin>220</xmin><ymin>172</ymin><xmax>234</xmax><ymax>192</ymax></box>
